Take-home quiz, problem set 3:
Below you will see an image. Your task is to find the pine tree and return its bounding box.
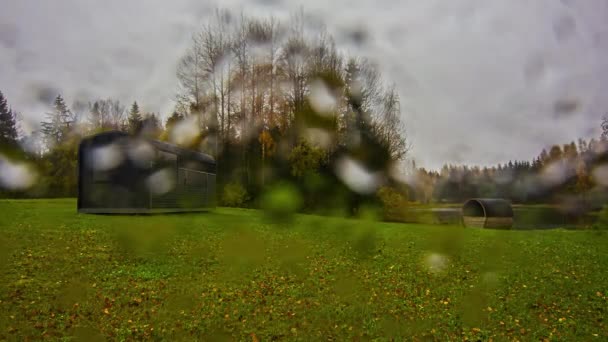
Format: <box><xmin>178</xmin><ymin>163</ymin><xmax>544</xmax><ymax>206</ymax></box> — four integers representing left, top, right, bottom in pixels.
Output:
<box><xmin>165</xmin><ymin>111</ymin><xmax>184</xmax><ymax>130</ymax></box>
<box><xmin>0</xmin><ymin>91</ymin><xmax>19</xmax><ymax>147</ymax></box>
<box><xmin>141</xmin><ymin>113</ymin><xmax>161</xmax><ymax>138</ymax></box>
<box><xmin>538</xmin><ymin>148</ymin><xmax>549</xmax><ymax>165</ymax></box>
<box><xmin>548</xmin><ymin>145</ymin><xmax>563</xmax><ymax>162</ymax></box>
<box><xmin>127</xmin><ymin>101</ymin><xmax>143</xmax><ymax>134</ymax></box>
<box><xmin>41</xmin><ymin>95</ymin><xmax>72</xmax><ymax>146</ymax></box>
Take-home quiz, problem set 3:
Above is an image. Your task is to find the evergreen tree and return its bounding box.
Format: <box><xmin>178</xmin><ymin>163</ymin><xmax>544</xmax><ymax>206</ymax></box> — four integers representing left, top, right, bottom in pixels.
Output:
<box><xmin>539</xmin><ymin>149</ymin><xmax>549</xmax><ymax>165</ymax></box>
<box><xmin>41</xmin><ymin>95</ymin><xmax>72</xmax><ymax>146</ymax></box>
<box><xmin>548</xmin><ymin>145</ymin><xmax>563</xmax><ymax>163</ymax></box>
<box><xmin>127</xmin><ymin>101</ymin><xmax>143</xmax><ymax>134</ymax></box>
<box><xmin>0</xmin><ymin>91</ymin><xmax>19</xmax><ymax>147</ymax></box>
<box><xmin>165</xmin><ymin>111</ymin><xmax>184</xmax><ymax>130</ymax></box>
<box><xmin>602</xmin><ymin>115</ymin><xmax>608</xmax><ymax>141</ymax></box>
<box><xmin>141</xmin><ymin>113</ymin><xmax>161</xmax><ymax>138</ymax></box>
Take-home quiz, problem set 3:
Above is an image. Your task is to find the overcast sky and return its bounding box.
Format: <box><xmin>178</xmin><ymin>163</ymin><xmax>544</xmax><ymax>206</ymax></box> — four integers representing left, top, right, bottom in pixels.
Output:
<box><xmin>1</xmin><ymin>0</ymin><xmax>607</xmax><ymax>169</ymax></box>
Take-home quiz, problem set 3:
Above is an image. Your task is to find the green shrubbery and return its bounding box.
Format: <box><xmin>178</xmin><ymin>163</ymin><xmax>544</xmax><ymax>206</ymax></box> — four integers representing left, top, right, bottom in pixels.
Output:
<box><xmin>288</xmin><ymin>140</ymin><xmax>325</xmax><ymax>179</ymax></box>
<box><xmin>220</xmin><ymin>182</ymin><xmax>249</xmax><ymax>207</ymax></box>
<box><xmin>592</xmin><ymin>206</ymin><xmax>608</xmax><ymax>230</ymax></box>
<box><xmin>260</xmin><ymin>182</ymin><xmax>303</xmax><ymax>223</ymax></box>
<box><xmin>376</xmin><ymin>186</ymin><xmax>409</xmax><ymax>222</ymax></box>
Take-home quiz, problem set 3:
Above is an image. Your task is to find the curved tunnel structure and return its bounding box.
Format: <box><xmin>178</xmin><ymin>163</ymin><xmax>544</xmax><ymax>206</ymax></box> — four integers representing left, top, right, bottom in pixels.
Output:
<box><xmin>462</xmin><ymin>198</ymin><xmax>513</xmax><ymax>229</ymax></box>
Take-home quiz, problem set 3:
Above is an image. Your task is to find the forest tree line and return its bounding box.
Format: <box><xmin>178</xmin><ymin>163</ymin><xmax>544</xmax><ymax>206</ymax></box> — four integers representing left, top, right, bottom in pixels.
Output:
<box><xmin>0</xmin><ymin>11</ymin><xmax>409</xmax><ymax>215</ymax></box>
<box><xmin>2</xmin><ymin>10</ymin><xmax>607</xmax><ymax>216</ymax></box>
<box><xmin>410</xmin><ymin>129</ymin><xmax>608</xmax><ymax>211</ymax></box>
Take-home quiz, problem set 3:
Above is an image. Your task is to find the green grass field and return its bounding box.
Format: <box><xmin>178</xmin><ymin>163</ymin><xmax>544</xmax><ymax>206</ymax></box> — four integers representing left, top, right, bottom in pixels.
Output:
<box><xmin>0</xmin><ymin>199</ymin><xmax>606</xmax><ymax>341</ymax></box>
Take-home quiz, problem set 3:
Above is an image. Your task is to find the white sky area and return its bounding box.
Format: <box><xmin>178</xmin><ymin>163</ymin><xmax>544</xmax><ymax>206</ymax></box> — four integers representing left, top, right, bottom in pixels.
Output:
<box><xmin>1</xmin><ymin>0</ymin><xmax>607</xmax><ymax>169</ymax></box>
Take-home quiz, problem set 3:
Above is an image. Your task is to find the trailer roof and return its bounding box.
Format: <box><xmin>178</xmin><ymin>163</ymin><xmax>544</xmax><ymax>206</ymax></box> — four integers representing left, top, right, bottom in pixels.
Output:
<box><xmin>80</xmin><ymin>130</ymin><xmax>216</xmax><ymax>165</ymax></box>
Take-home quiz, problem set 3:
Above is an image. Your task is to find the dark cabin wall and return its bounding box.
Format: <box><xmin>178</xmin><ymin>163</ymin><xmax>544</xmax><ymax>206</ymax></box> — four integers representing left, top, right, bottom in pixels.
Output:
<box><xmin>79</xmin><ymin>133</ymin><xmax>151</xmax><ymax>210</ymax></box>
<box><xmin>78</xmin><ymin>131</ymin><xmax>217</xmax><ymax>212</ymax></box>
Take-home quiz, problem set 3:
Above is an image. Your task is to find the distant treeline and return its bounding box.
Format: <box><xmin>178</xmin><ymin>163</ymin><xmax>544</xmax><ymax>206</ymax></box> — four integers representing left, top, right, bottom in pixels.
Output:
<box><xmin>410</xmin><ymin>135</ymin><xmax>608</xmax><ymax>210</ymax></box>
<box><xmin>2</xmin><ymin>10</ymin><xmax>608</xmax><ymax>217</ymax></box>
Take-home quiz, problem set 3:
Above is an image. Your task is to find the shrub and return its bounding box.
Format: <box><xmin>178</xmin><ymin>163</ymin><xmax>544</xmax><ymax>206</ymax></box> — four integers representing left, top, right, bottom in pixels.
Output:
<box><xmin>288</xmin><ymin>140</ymin><xmax>325</xmax><ymax>178</ymax></box>
<box><xmin>221</xmin><ymin>182</ymin><xmax>249</xmax><ymax>207</ymax></box>
<box><xmin>592</xmin><ymin>206</ymin><xmax>608</xmax><ymax>230</ymax></box>
<box><xmin>259</xmin><ymin>182</ymin><xmax>303</xmax><ymax>223</ymax></box>
<box><xmin>376</xmin><ymin>186</ymin><xmax>408</xmax><ymax>222</ymax></box>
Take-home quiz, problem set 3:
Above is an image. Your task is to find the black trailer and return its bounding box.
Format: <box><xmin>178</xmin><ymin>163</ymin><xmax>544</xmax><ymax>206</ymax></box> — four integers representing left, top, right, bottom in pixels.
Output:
<box><xmin>78</xmin><ymin>131</ymin><xmax>216</xmax><ymax>213</ymax></box>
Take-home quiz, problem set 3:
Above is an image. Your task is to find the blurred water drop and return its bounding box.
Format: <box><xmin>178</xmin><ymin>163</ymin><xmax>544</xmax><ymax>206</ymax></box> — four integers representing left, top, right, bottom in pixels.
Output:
<box><xmin>493</xmin><ymin>169</ymin><xmax>513</xmax><ymax>185</ymax></box>
<box><xmin>481</xmin><ymin>272</ymin><xmax>499</xmax><ymax>287</ymax></box>
<box><xmin>553</xmin><ymin>15</ymin><xmax>576</xmax><ymax>41</ymax></box>
<box><xmin>540</xmin><ymin>161</ymin><xmax>569</xmax><ymax>187</ymax></box>
<box><xmin>348</xmin><ymin>28</ymin><xmax>368</xmax><ymax>46</ymax></box>
<box><xmin>592</xmin><ymin>164</ymin><xmax>608</xmax><ymax>186</ymax></box>
<box><xmin>523</xmin><ymin>57</ymin><xmax>545</xmax><ymax>84</ymax></box>
<box><xmin>0</xmin><ymin>156</ymin><xmax>36</xmax><ymax>190</ymax></box>
<box><xmin>304</xmin><ymin>128</ymin><xmax>332</xmax><ymax>148</ymax></box>
<box><xmin>559</xmin><ymin>0</ymin><xmax>575</xmax><ymax>7</ymax></box>
<box><xmin>260</xmin><ymin>182</ymin><xmax>303</xmax><ymax>222</ymax></box>
<box><xmin>340</xmin><ymin>24</ymin><xmax>369</xmax><ymax>47</ymax></box>
<box><xmin>335</xmin><ymin>157</ymin><xmax>381</xmax><ymax>194</ymax></box>
<box><xmin>146</xmin><ymin>168</ymin><xmax>175</xmax><ymax>195</ymax></box>
<box><xmin>388</xmin><ymin>162</ymin><xmax>412</xmax><ymax>185</ymax></box>
<box><xmin>309</xmin><ymin>79</ymin><xmax>338</xmax><ymax>115</ymax></box>
<box><xmin>553</xmin><ymin>98</ymin><xmax>580</xmax><ymax>118</ymax></box>
<box><xmin>591</xmin><ymin>140</ymin><xmax>608</xmax><ymax>155</ymax></box>
<box><xmin>593</xmin><ymin>31</ymin><xmax>608</xmax><ymax>49</ymax></box>
<box><xmin>170</xmin><ymin>115</ymin><xmax>200</xmax><ymax>146</ymax></box>
<box><xmin>28</xmin><ymin>82</ymin><xmax>59</xmax><ymax>106</ymax></box>
<box><xmin>250</xmin><ymin>42</ymin><xmax>271</xmax><ymax>64</ymax></box>
<box><xmin>91</xmin><ymin>144</ymin><xmax>124</xmax><ymax>171</ymax></box>
<box><xmin>72</xmin><ymin>325</ymin><xmax>105</xmax><ymax>342</ymax></box>
<box><xmin>212</xmin><ymin>51</ymin><xmax>233</xmax><ymax>80</ymax></box>
<box><xmin>72</xmin><ymin>99</ymin><xmax>88</xmax><ymax>114</ymax></box>
<box><xmin>127</xmin><ymin>140</ymin><xmax>155</xmax><ymax>167</ymax></box>
<box><xmin>348</xmin><ymin>79</ymin><xmax>363</xmax><ymax>102</ymax></box>
<box><xmin>424</xmin><ymin>253</ymin><xmax>448</xmax><ymax>274</ymax></box>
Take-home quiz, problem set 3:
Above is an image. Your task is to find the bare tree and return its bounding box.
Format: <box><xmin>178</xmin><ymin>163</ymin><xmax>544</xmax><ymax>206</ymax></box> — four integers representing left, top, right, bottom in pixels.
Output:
<box><xmin>373</xmin><ymin>85</ymin><xmax>409</xmax><ymax>161</ymax></box>
<box><xmin>88</xmin><ymin>98</ymin><xmax>125</xmax><ymax>130</ymax></box>
<box><xmin>279</xmin><ymin>11</ymin><xmax>309</xmax><ymax>125</ymax></box>
<box><xmin>174</xmin><ymin>9</ymin><xmax>410</xmax><ymax>191</ymax></box>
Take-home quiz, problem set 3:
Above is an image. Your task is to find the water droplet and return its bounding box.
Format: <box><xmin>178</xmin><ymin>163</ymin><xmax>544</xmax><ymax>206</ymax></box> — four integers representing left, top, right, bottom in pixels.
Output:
<box><xmin>127</xmin><ymin>140</ymin><xmax>155</xmax><ymax>168</ymax></box>
<box><xmin>309</xmin><ymin>79</ymin><xmax>338</xmax><ymax>115</ymax></box>
<box><xmin>481</xmin><ymin>272</ymin><xmax>499</xmax><ymax>285</ymax></box>
<box><xmin>91</xmin><ymin>144</ymin><xmax>124</xmax><ymax>171</ymax></box>
<box><xmin>335</xmin><ymin>157</ymin><xmax>382</xmax><ymax>194</ymax></box>
<box><xmin>592</xmin><ymin>164</ymin><xmax>608</xmax><ymax>187</ymax></box>
<box><xmin>553</xmin><ymin>98</ymin><xmax>580</xmax><ymax>118</ymax></box>
<box><xmin>540</xmin><ymin>161</ymin><xmax>569</xmax><ymax>187</ymax></box>
<box><xmin>0</xmin><ymin>157</ymin><xmax>36</xmax><ymax>190</ymax></box>
<box><xmin>170</xmin><ymin>116</ymin><xmax>200</xmax><ymax>146</ymax></box>
<box><xmin>553</xmin><ymin>16</ymin><xmax>576</xmax><ymax>41</ymax></box>
<box><xmin>523</xmin><ymin>56</ymin><xmax>546</xmax><ymax>84</ymax></box>
<box><xmin>424</xmin><ymin>253</ymin><xmax>448</xmax><ymax>274</ymax></box>
<box><xmin>146</xmin><ymin>169</ymin><xmax>175</xmax><ymax>195</ymax></box>
<box><xmin>304</xmin><ymin>128</ymin><xmax>332</xmax><ymax>148</ymax></box>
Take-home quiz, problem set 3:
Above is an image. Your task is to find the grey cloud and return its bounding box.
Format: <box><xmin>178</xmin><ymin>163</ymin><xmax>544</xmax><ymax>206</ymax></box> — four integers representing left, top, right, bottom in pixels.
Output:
<box><xmin>27</xmin><ymin>83</ymin><xmax>61</xmax><ymax>107</ymax></box>
<box><xmin>0</xmin><ymin>23</ymin><xmax>18</xmax><ymax>49</ymax></box>
<box><xmin>1</xmin><ymin>0</ymin><xmax>607</xmax><ymax>170</ymax></box>
<box><xmin>553</xmin><ymin>15</ymin><xmax>577</xmax><ymax>41</ymax></box>
<box><xmin>553</xmin><ymin>98</ymin><xmax>581</xmax><ymax>119</ymax></box>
